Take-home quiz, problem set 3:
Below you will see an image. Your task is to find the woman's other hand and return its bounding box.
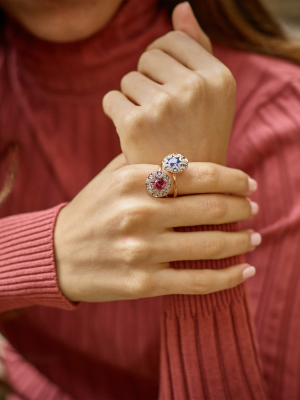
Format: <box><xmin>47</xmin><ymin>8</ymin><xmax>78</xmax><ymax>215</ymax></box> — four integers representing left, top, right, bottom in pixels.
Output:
<box><xmin>54</xmin><ymin>156</ymin><xmax>259</xmax><ymax>303</ymax></box>
<box><xmin>103</xmin><ymin>2</ymin><xmax>236</xmax><ymax>166</ymax></box>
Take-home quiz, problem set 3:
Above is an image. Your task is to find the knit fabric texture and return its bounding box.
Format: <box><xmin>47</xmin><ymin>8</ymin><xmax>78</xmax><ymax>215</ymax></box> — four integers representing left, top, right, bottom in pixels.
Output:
<box><xmin>0</xmin><ymin>0</ymin><xmax>300</xmax><ymax>399</ymax></box>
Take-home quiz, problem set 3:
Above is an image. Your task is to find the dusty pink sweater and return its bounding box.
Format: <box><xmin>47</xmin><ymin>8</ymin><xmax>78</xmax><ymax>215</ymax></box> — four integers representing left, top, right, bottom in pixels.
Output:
<box><xmin>0</xmin><ymin>0</ymin><xmax>300</xmax><ymax>399</ymax></box>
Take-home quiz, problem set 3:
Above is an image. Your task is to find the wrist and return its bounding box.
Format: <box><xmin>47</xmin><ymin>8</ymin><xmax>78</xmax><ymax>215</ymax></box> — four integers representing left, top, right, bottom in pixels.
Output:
<box><xmin>54</xmin><ymin>204</ymin><xmax>79</xmax><ymax>302</ymax></box>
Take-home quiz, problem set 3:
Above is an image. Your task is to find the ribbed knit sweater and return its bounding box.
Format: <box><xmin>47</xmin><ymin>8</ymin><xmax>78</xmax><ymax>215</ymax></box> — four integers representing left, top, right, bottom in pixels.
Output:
<box><xmin>0</xmin><ymin>0</ymin><xmax>300</xmax><ymax>399</ymax></box>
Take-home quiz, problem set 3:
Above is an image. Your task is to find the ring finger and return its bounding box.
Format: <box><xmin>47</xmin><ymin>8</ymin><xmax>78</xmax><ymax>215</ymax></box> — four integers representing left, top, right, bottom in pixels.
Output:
<box><xmin>156</xmin><ymin>230</ymin><xmax>260</xmax><ymax>263</ymax></box>
<box><xmin>159</xmin><ymin>194</ymin><xmax>254</xmax><ymax>228</ymax></box>
<box><xmin>120</xmin><ymin>71</ymin><xmax>164</xmax><ymax>105</ymax></box>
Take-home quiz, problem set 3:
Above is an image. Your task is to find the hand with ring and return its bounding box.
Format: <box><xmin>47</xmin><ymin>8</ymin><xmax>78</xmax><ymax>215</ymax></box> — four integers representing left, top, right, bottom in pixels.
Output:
<box><xmin>54</xmin><ymin>154</ymin><xmax>259</xmax><ymax>303</ymax></box>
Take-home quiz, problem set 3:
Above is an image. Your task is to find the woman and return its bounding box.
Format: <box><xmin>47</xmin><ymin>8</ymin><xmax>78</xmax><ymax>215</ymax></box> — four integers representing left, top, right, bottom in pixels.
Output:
<box><xmin>0</xmin><ymin>0</ymin><xmax>299</xmax><ymax>399</ymax></box>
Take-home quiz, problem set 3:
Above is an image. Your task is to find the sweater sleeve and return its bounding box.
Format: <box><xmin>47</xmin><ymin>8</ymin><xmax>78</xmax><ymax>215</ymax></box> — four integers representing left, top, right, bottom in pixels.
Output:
<box><xmin>232</xmin><ymin>79</ymin><xmax>300</xmax><ymax>400</ymax></box>
<box><xmin>158</xmin><ymin>77</ymin><xmax>300</xmax><ymax>400</ymax></box>
<box><xmin>158</xmin><ymin>224</ymin><xmax>268</xmax><ymax>400</ymax></box>
<box><xmin>0</xmin><ymin>203</ymin><xmax>77</xmax><ymax>313</ymax></box>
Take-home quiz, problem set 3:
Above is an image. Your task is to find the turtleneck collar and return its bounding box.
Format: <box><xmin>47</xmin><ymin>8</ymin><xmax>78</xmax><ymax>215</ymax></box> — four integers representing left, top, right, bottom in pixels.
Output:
<box><xmin>5</xmin><ymin>0</ymin><xmax>167</xmax><ymax>94</ymax></box>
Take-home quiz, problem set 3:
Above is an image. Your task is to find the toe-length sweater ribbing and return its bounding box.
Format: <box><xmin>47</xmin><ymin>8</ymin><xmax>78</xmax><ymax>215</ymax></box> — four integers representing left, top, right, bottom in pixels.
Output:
<box><xmin>0</xmin><ymin>1</ymin><xmax>300</xmax><ymax>399</ymax></box>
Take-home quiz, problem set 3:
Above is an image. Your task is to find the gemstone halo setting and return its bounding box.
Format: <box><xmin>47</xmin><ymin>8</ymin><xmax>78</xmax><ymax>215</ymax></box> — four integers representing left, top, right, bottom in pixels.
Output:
<box><xmin>162</xmin><ymin>153</ymin><xmax>188</xmax><ymax>174</ymax></box>
<box><xmin>145</xmin><ymin>171</ymin><xmax>172</xmax><ymax>198</ymax></box>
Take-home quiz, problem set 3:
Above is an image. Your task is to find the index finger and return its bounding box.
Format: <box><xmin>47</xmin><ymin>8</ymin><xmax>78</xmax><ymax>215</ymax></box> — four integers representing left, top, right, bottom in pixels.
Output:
<box><xmin>171</xmin><ymin>2</ymin><xmax>213</xmax><ymax>54</ymax></box>
<box><xmin>120</xmin><ymin>163</ymin><xmax>256</xmax><ymax>198</ymax></box>
<box><xmin>147</xmin><ymin>30</ymin><xmax>221</xmax><ymax>74</ymax></box>
<box><xmin>162</xmin><ymin>162</ymin><xmax>256</xmax><ymax>197</ymax></box>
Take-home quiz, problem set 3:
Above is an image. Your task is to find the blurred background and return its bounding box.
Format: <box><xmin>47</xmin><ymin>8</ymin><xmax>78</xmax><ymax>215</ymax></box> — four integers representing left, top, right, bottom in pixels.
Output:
<box><xmin>263</xmin><ymin>0</ymin><xmax>300</xmax><ymax>39</ymax></box>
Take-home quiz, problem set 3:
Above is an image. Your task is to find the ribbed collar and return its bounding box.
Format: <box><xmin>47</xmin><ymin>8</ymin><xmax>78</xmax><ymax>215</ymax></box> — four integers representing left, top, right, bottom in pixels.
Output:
<box><xmin>5</xmin><ymin>0</ymin><xmax>163</xmax><ymax>94</ymax></box>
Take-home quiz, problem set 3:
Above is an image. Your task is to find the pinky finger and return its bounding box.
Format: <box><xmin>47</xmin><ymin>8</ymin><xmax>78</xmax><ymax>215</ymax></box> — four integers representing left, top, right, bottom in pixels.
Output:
<box><xmin>154</xmin><ymin>263</ymin><xmax>256</xmax><ymax>296</ymax></box>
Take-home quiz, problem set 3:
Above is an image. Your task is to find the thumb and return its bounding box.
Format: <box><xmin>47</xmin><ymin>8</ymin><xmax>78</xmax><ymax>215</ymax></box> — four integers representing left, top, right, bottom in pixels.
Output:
<box><xmin>172</xmin><ymin>2</ymin><xmax>213</xmax><ymax>54</ymax></box>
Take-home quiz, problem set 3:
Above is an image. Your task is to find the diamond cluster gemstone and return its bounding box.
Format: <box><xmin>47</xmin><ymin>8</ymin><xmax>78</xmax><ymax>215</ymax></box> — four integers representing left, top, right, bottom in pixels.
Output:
<box><xmin>146</xmin><ymin>171</ymin><xmax>172</xmax><ymax>197</ymax></box>
<box><xmin>162</xmin><ymin>153</ymin><xmax>188</xmax><ymax>174</ymax></box>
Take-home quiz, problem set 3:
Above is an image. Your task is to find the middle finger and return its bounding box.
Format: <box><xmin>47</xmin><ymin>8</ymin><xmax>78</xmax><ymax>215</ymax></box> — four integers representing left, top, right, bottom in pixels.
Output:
<box><xmin>159</xmin><ymin>194</ymin><xmax>254</xmax><ymax>228</ymax></box>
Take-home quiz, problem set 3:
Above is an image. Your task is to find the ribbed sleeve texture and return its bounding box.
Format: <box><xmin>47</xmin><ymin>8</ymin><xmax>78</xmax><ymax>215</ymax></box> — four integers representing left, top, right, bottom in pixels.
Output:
<box><xmin>0</xmin><ymin>204</ymin><xmax>76</xmax><ymax>312</ymax></box>
<box><xmin>159</xmin><ymin>224</ymin><xmax>268</xmax><ymax>400</ymax></box>
<box><xmin>5</xmin><ymin>343</ymin><xmax>73</xmax><ymax>400</ymax></box>
<box><xmin>0</xmin><ymin>0</ymin><xmax>300</xmax><ymax>398</ymax></box>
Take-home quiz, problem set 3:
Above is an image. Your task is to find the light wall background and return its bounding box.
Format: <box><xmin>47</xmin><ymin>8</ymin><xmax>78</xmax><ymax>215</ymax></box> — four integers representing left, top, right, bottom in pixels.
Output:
<box><xmin>262</xmin><ymin>0</ymin><xmax>300</xmax><ymax>39</ymax></box>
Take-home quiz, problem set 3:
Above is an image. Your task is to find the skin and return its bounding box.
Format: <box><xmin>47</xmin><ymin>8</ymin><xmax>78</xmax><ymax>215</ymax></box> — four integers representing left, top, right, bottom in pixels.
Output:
<box><xmin>0</xmin><ymin>0</ymin><xmax>261</xmax><ymax>301</ymax></box>
<box><xmin>0</xmin><ymin>0</ymin><xmax>124</xmax><ymax>42</ymax></box>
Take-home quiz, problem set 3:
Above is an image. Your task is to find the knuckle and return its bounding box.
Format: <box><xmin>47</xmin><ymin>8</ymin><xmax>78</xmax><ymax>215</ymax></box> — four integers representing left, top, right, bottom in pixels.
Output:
<box><xmin>193</xmin><ymin>273</ymin><xmax>212</xmax><ymax>294</ymax></box>
<box><xmin>121</xmin><ymin>239</ymin><xmax>149</xmax><ymax>267</ymax></box>
<box><xmin>120</xmin><ymin>71</ymin><xmax>138</xmax><ymax>91</ymax></box>
<box><xmin>181</xmin><ymin>73</ymin><xmax>206</xmax><ymax>102</ymax></box>
<box><xmin>204</xmin><ymin>235</ymin><xmax>225</xmax><ymax>259</ymax></box>
<box><xmin>118</xmin><ymin>208</ymin><xmax>143</xmax><ymax>233</ymax></box>
<box><xmin>102</xmin><ymin>90</ymin><xmax>117</xmax><ymax>112</ymax></box>
<box><xmin>152</xmin><ymin>91</ymin><xmax>172</xmax><ymax>113</ymax></box>
<box><xmin>219</xmin><ymin>66</ymin><xmax>236</xmax><ymax>93</ymax></box>
<box><xmin>168</xmin><ymin>30</ymin><xmax>187</xmax><ymax>42</ymax></box>
<box><xmin>198</xmin><ymin>163</ymin><xmax>219</xmax><ymax>186</ymax></box>
<box><xmin>138</xmin><ymin>48</ymin><xmax>161</xmax><ymax>71</ymax></box>
<box><xmin>244</xmin><ymin>199</ymin><xmax>253</xmax><ymax>220</ymax></box>
<box><xmin>210</xmin><ymin>64</ymin><xmax>236</xmax><ymax>96</ymax></box>
<box><xmin>121</xmin><ymin>109</ymin><xmax>145</xmax><ymax>139</ymax></box>
<box><xmin>204</xmin><ymin>36</ymin><xmax>213</xmax><ymax>53</ymax></box>
<box><xmin>236</xmin><ymin>170</ymin><xmax>249</xmax><ymax>193</ymax></box>
<box><xmin>206</xmin><ymin>196</ymin><xmax>227</xmax><ymax>220</ymax></box>
<box><xmin>112</xmin><ymin>166</ymin><xmax>140</xmax><ymax>193</ymax></box>
<box><xmin>224</xmin><ymin>272</ymin><xmax>239</xmax><ymax>290</ymax></box>
<box><xmin>240</xmin><ymin>232</ymin><xmax>251</xmax><ymax>250</ymax></box>
<box><xmin>129</xmin><ymin>272</ymin><xmax>153</xmax><ymax>298</ymax></box>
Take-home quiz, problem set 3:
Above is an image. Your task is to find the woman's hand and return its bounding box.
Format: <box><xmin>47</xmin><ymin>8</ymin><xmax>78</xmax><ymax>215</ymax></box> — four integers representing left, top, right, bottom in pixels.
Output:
<box><xmin>54</xmin><ymin>156</ymin><xmax>259</xmax><ymax>303</ymax></box>
<box><xmin>103</xmin><ymin>2</ymin><xmax>235</xmax><ymax>166</ymax></box>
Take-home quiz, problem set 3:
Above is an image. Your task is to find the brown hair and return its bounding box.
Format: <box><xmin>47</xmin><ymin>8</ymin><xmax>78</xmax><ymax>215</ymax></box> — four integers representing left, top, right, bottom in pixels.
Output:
<box><xmin>161</xmin><ymin>0</ymin><xmax>300</xmax><ymax>64</ymax></box>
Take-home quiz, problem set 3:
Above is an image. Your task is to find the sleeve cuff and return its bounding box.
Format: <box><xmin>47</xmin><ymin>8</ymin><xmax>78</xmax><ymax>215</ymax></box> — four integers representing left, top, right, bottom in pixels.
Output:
<box><xmin>0</xmin><ymin>204</ymin><xmax>77</xmax><ymax>312</ymax></box>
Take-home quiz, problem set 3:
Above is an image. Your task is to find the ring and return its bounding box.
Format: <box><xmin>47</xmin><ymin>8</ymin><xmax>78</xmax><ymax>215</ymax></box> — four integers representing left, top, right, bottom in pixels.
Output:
<box><xmin>145</xmin><ymin>170</ymin><xmax>172</xmax><ymax>197</ymax></box>
<box><xmin>162</xmin><ymin>153</ymin><xmax>188</xmax><ymax>198</ymax></box>
<box><xmin>162</xmin><ymin>153</ymin><xmax>188</xmax><ymax>174</ymax></box>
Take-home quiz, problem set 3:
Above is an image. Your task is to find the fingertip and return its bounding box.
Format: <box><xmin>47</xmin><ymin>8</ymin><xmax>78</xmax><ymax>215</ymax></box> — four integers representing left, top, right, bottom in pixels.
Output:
<box><xmin>172</xmin><ymin>1</ymin><xmax>194</xmax><ymax>31</ymax></box>
<box><xmin>172</xmin><ymin>1</ymin><xmax>192</xmax><ymax>18</ymax></box>
<box><xmin>242</xmin><ymin>266</ymin><xmax>256</xmax><ymax>280</ymax></box>
<box><xmin>172</xmin><ymin>1</ymin><xmax>212</xmax><ymax>53</ymax></box>
<box><xmin>247</xmin><ymin>199</ymin><xmax>259</xmax><ymax>215</ymax></box>
<box><xmin>248</xmin><ymin>177</ymin><xmax>258</xmax><ymax>192</ymax></box>
<box><xmin>250</xmin><ymin>232</ymin><xmax>262</xmax><ymax>247</ymax></box>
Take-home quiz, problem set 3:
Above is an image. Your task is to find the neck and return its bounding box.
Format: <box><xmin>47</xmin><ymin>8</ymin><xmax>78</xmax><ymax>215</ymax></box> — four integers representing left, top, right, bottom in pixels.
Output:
<box><xmin>5</xmin><ymin>0</ymin><xmax>171</xmax><ymax>95</ymax></box>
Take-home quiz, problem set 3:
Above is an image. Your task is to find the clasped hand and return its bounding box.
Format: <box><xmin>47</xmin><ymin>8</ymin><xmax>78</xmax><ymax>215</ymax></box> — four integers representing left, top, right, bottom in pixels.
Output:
<box><xmin>54</xmin><ymin>3</ymin><xmax>260</xmax><ymax>303</ymax></box>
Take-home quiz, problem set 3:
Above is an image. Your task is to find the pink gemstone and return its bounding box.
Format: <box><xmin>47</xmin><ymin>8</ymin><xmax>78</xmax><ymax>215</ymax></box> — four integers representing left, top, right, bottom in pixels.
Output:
<box><xmin>154</xmin><ymin>178</ymin><xmax>166</xmax><ymax>191</ymax></box>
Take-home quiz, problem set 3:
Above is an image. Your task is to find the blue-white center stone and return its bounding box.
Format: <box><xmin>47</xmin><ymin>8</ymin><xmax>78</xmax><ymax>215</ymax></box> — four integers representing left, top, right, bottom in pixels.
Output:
<box><xmin>168</xmin><ymin>157</ymin><xmax>181</xmax><ymax>167</ymax></box>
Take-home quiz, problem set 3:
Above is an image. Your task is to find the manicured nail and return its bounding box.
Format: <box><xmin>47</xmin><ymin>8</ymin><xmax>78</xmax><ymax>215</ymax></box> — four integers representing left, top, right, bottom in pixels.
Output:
<box><xmin>242</xmin><ymin>266</ymin><xmax>256</xmax><ymax>280</ymax></box>
<box><xmin>250</xmin><ymin>201</ymin><xmax>259</xmax><ymax>215</ymax></box>
<box><xmin>251</xmin><ymin>232</ymin><xmax>262</xmax><ymax>246</ymax></box>
<box><xmin>248</xmin><ymin>178</ymin><xmax>258</xmax><ymax>192</ymax></box>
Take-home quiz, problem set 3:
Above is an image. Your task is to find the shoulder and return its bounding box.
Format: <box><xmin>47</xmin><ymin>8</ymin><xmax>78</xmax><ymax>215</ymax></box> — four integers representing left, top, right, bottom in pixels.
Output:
<box><xmin>214</xmin><ymin>44</ymin><xmax>300</xmax><ymax>168</ymax></box>
<box><xmin>213</xmin><ymin>42</ymin><xmax>300</xmax><ymax>117</ymax></box>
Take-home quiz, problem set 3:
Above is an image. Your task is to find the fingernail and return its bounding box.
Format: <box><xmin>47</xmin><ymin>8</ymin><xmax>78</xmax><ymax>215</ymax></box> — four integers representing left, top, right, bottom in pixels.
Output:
<box><xmin>242</xmin><ymin>266</ymin><xmax>256</xmax><ymax>280</ymax></box>
<box><xmin>248</xmin><ymin>178</ymin><xmax>258</xmax><ymax>192</ymax></box>
<box><xmin>250</xmin><ymin>201</ymin><xmax>259</xmax><ymax>215</ymax></box>
<box><xmin>251</xmin><ymin>232</ymin><xmax>262</xmax><ymax>246</ymax></box>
